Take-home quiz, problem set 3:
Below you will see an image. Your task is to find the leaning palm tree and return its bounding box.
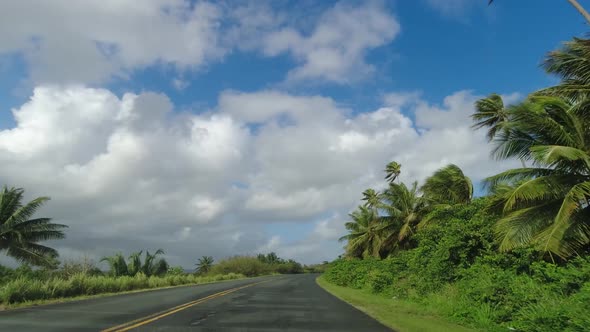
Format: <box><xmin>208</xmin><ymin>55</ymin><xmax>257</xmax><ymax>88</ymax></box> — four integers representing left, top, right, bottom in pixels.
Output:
<box><xmin>485</xmin><ymin>95</ymin><xmax>590</xmax><ymax>258</ymax></box>
<box><xmin>384</xmin><ymin>161</ymin><xmax>402</xmax><ymax>184</ymax></box>
<box><xmin>0</xmin><ymin>186</ymin><xmax>67</xmax><ymax>266</ymax></box>
<box><xmin>422</xmin><ymin>164</ymin><xmax>473</xmax><ymax>206</ymax></box>
<box><xmin>196</xmin><ymin>256</ymin><xmax>214</xmax><ymax>274</ymax></box>
<box><xmin>339</xmin><ymin>206</ymin><xmax>382</xmax><ymax>259</ymax></box>
<box><xmin>378</xmin><ymin>182</ymin><xmax>428</xmax><ymax>255</ymax></box>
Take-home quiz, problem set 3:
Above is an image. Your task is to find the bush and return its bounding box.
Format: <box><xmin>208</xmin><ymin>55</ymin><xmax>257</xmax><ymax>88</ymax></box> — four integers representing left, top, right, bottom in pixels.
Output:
<box><xmin>209</xmin><ymin>256</ymin><xmax>270</xmax><ymax>277</ymax></box>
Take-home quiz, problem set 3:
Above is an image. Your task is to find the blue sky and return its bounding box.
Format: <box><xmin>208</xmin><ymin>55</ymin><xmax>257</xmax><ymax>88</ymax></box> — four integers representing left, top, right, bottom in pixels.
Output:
<box><xmin>0</xmin><ymin>0</ymin><xmax>585</xmax><ymax>265</ymax></box>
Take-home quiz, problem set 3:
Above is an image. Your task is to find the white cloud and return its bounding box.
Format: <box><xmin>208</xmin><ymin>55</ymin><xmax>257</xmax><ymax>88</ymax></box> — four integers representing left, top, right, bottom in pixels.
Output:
<box><xmin>261</xmin><ymin>2</ymin><xmax>400</xmax><ymax>83</ymax></box>
<box><xmin>218</xmin><ymin>90</ymin><xmax>341</xmax><ymax>124</ymax></box>
<box><xmin>172</xmin><ymin>78</ymin><xmax>190</xmax><ymax>91</ymax></box>
<box><xmin>0</xmin><ymin>0</ymin><xmax>224</xmax><ymax>84</ymax></box>
<box><xmin>425</xmin><ymin>0</ymin><xmax>485</xmax><ymax>18</ymax></box>
<box><xmin>0</xmin><ymin>1</ymin><xmax>400</xmax><ymax>86</ymax></box>
<box><xmin>0</xmin><ymin>86</ymin><xmax>517</xmax><ymax>266</ymax></box>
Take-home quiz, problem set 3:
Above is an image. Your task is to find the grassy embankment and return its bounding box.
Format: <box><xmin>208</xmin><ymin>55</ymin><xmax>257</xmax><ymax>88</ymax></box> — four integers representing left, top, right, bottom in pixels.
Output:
<box><xmin>317</xmin><ymin>276</ymin><xmax>477</xmax><ymax>332</ymax></box>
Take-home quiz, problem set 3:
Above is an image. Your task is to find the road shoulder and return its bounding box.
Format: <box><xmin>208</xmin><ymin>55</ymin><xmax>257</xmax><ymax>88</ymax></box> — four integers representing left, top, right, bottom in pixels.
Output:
<box><xmin>316</xmin><ymin>276</ymin><xmax>478</xmax><ymax>332</ymax></box>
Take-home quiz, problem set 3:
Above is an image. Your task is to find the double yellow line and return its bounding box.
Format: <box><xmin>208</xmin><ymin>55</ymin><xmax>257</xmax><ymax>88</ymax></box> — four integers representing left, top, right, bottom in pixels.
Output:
<box><xmin>101</xmin><ymin>280</ymin><xmax>270</xmax><ymax>332</ymax></box>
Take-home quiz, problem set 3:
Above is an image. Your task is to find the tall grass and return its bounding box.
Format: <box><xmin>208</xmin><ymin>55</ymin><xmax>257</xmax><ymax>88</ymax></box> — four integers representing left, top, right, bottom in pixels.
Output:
<box><xmin>0</xmin><ymin>272</ymin><xmax>244</xmax><ymax>305</ymax></box>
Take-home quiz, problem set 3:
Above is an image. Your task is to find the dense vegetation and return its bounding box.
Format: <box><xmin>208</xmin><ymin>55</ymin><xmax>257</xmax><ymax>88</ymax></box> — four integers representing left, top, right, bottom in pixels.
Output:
<box><xmin>330</xmin><ymin>35</ymin><xmax>590</xmax><ymax>331</ymax></box>
<box><xmin>210</xmin><ymin>253</ymin><xmax>304</xmax><ymax>276</ymax></box>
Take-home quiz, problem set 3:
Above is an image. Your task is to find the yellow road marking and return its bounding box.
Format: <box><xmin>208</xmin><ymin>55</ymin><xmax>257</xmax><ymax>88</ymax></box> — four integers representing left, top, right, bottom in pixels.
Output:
<box><xmin>101</xmin><ymin>280</ymin><xmax>270</xmax><ymax>332</ymax></box>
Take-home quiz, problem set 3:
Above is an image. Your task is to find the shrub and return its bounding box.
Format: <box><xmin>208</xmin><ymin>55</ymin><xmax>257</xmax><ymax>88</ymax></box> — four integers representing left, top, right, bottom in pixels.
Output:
<box><xmin>365</xmin><ymin>270</ymin><xmax>394</xmax><ymax>294</ymax></box>
<box><xmin>209</xmin><ymin>256</ymin><xmax>270</xmax><ymax>277</ymax></box>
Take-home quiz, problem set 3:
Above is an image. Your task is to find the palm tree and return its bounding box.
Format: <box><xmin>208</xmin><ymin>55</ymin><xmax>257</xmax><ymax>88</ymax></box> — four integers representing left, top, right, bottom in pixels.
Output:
<box><xmin>385</xmin><ymin>161</ymin><xmax>402</xmax><ymax>184</ymax></box>
<box><xmin>378</xmin><ymin>182</ymin><xmax>428</xmax><ymax>255</ymax></box>
<box><xmin>421</xmin><ymin>164</ymin><xmax>473</xmax><ymax>206</ymax></box>
<box><xmin>142</xmin><ymin>249</ymin><xmax>167</xmax><ymax>276</ymax></box>
<box><xmin>339</xmin><ymin>206</ymin><xmax>382</xmax><ymax>259</ymax></box>
<box><xmin>127</xmin><ymin>250</ymin><xmax>143</xmax><ymax>276</ymax></box>
<box><xmin>0</xmin><ymin>186</ymin><xmax>67</xmax><ymax>266</ymax></box>
<box><xmin>196</xmin><ymin>256</ymin><xmax>214</xmax><ymax>274</ymax></box>
<box><xmin>484</xmin><ymin>95</ymin><xmax>590</xmax><ymax>258</ymax></box>
<box><xmin>101</xmin><ymin>253</ymin><xmax>129</xmax><ymax>277</ymax></box>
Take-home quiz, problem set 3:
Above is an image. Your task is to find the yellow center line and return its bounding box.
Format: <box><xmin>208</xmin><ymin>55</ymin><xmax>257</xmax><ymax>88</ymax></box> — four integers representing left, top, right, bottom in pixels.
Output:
<box><xmin>101</xmin><ymin>279</ymin><xmax>272</xmax><ymax>332</ymax></box>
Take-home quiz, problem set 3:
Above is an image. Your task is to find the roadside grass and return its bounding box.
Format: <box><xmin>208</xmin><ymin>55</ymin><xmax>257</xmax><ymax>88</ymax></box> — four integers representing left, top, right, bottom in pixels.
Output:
<box><xmin>317</xmin><ymin>276</ymin><xmax>478</xmax><ymax>332</ymax></box>
<box><xmin>0</xmin><ymin>273</ymin><xmax>255</xmax><ymax>310</ymax></box>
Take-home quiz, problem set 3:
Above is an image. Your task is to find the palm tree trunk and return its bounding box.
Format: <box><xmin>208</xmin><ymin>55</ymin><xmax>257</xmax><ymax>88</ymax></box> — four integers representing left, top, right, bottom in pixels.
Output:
<box><xmin>567</xmin><ymin>0</ymin><xmax>590</xmax><ymax>24</ymax></box>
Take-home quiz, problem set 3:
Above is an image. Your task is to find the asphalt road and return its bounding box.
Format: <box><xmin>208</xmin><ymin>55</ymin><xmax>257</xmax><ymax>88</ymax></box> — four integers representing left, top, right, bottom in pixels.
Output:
<box><xmin>0</xmin><ymin>274</ymin><xmax>392</xmax><ymax>331</ymax></box>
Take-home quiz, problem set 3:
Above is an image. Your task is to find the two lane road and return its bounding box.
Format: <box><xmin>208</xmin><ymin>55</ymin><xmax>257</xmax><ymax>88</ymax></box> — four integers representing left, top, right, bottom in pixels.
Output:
<box><xmin>0</xmin><ymin>274</ymin><xmax>392</xmax><ymax>331</ymax></box>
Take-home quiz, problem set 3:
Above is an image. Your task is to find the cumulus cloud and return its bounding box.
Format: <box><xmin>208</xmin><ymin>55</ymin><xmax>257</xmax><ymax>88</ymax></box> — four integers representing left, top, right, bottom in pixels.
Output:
<box><xmin>0</xmin><ymin>85</ymin><xmax>516</xmax><ymax>265</ymax></box>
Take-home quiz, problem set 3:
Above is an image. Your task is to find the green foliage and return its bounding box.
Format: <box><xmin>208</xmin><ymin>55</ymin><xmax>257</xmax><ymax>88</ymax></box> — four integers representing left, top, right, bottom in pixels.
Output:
<box><xmin>421</xmin><ymin>164</ymin><xmax>473</xmax><ymax>206</ymax></box>
<box><xmin>303</xmin><ymin>262</ymin><xmax>330</xmax><ymax>273</ymax></box>
<box><xmin>166</xmin><ymin>266</ymin><xmax>185</xmax><ymax>276</ymax></box>
<box><xmin>0</xmin><ymin>186</ymin><xmax>68</xmax><ymax>266</ymax></box>
<box><xmin>326</xmin><ymin>198</ymin><xmax>590</xmax><ymax>331</ymax></box>
<box><xmin>275</xmin><ymin>259</ymin><xmax>304</xmax><ymax>274</ymax></box>
<box><xmin>210</xmin><ymin>255</ymin><xmax>303</xmax><ymax>277</ymax></box>
<box><xmin>210</xmin><ymin>256</ymin><xmax>270</xmax><ymax>277</ymax></box>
